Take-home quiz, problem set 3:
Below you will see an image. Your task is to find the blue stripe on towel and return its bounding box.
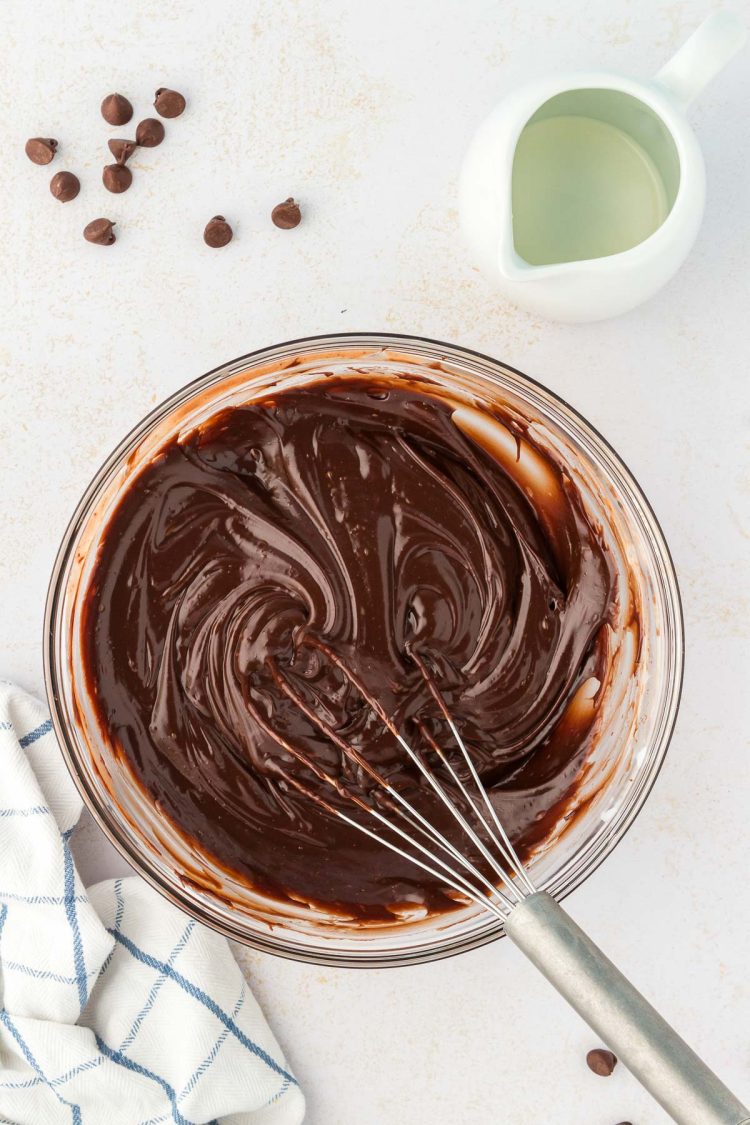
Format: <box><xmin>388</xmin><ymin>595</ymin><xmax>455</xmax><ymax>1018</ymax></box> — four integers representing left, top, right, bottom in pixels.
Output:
<box><xmin>0</xmin><ymin>891</ymin><xmax>87</xmax><ymax>905</ymax></box>
<box><xmin>0</xmin><ymin>1055</ymin><xmax>104</xmax><ymax>1092</ymax></box>
<box><xmin>4</xmin><ymin>959</ymin><xmax>98</xmax><ymax>985</ymax></box>
<box><xmin>62</xmin><ymin>837</ymin><xmax>87</xmax><ymax>1008</ymax></box>
<box><xmin>119</xmin><ymin>920</ymin><xmax>194</xmax><ymax>1054</ymax></box>
<box><xmin>0</xmin><ymin>806</ymin><xmax>48</xmax><ymax>818</ymax></box>
<box><xmin>19</xmin><ymin>720</ymin><xmax>53</xmax><ymax>748</ymax></box>
<box><xmin>100</xmin><ymin>877</ymin><xmax>125</xmax><ymax>976</ymax></box>
<box><xmin>109</xmin><ymin>929</ymin><xmax>297</xmax><ymax>1086</ymax></box>
<box><xmin>177</xmin><ymin>982</ymin><xmax>246</xmax><ymax>1102</ymax></box>
<box><xmin>94</xmin><ymin>1035</ymin><xmax>193</xmax><ymax>1125</ymax></box>
<box><xmin>0</xmin><ymin>1009</ymin><xmax>82</xmax><ymax>1124</ymax></box>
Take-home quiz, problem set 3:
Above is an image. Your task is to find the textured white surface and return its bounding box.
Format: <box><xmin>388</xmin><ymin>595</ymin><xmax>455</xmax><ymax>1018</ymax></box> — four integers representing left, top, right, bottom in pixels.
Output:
<box><xmin>1</xmin><ymin>1</ymin><xmax>749</xmax><ymax>1123</ymax></box>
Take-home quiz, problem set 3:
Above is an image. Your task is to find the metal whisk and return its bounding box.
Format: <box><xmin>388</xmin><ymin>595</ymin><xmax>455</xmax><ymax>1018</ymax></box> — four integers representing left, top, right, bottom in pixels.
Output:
<box><xmin>258</xmin><ymin>642</ymin><xmax>749</xmax><ymax>1125</ymax></box>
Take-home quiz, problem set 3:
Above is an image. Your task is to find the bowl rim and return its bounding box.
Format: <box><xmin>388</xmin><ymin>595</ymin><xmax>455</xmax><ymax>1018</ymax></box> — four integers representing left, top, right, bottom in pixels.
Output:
<box><xmin>44</xmin><ymin>331</ymin><xmax>684</xmax><ymax>968</ymax></box>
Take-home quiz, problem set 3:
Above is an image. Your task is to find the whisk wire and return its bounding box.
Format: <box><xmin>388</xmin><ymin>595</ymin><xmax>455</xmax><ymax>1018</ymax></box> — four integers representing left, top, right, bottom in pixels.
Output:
<box><xmin>275</xmin><ymin>765</ymin><xmax>510</xmax><ymax>922</ymax></box>
<box><xmin>416</xmin><ymin>720</ymin><xmax>527</xmax><ymax>904</ymax></box>
<box><xmin>293</xmin><ymin>640</ymin><xmax>527</xmax><ymax>904</ymax></box>
<box><xmin>265</xmin><ymin>658</ymin><xmax>517</xmax><ymax>914</ymax></box>
<box><xmin>412</xmin><ymin>652</ymin><xmax>536</xmax><ymax>895</ymax></box>
<box><xmin>251</xmin><ymin>641</ymin><xmax>539</xmax><ymax>918</ymax></box>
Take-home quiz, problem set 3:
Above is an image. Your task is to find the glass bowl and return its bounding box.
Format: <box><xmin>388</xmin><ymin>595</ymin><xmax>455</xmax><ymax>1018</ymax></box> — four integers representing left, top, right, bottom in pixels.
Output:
<box><xmin>44</xmin><ymin>333</ymin><xmax>683</xmax><ymax>967</ymax></box>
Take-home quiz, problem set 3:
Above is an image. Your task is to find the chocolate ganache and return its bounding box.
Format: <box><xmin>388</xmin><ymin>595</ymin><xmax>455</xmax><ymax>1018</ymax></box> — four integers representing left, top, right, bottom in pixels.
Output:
<box><xmin>82</xmin><ymin>374</ymin><xmax>619</xmax><ymax>922</ymax></box>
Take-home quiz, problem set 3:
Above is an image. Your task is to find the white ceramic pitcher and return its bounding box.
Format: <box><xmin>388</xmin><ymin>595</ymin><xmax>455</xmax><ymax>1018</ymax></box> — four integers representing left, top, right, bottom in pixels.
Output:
<box><xmin>459</xmin><ymin>13</ymin><xmax>746</xmax><ymax>323</ymax></box>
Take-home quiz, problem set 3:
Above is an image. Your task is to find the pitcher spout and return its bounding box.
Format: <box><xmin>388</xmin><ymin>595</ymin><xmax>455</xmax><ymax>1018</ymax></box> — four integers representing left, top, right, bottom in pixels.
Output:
<box><xmin>497</xmin><ymin>231</ymin><xmax>576</xmax><ymax>284</ymax></box>
<box><xmin>497</xmin><ymin>234</ymin><xmax>532</xmax><ymax>282</ymax></box>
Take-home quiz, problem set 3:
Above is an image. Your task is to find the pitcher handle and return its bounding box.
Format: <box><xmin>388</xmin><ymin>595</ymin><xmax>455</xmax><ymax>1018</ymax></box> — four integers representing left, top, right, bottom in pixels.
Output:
<box><xmin>654</xmin><ymin>11</ymin><xmax>746</xmax><ymax>110</ymax></box>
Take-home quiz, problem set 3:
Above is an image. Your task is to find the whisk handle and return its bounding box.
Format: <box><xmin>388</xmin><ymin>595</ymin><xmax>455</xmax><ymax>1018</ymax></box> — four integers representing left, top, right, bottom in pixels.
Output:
<box><xmin>505</xmin><ymin>892</ymin><xmax>750</xmax><ymax>1125</ymax></box>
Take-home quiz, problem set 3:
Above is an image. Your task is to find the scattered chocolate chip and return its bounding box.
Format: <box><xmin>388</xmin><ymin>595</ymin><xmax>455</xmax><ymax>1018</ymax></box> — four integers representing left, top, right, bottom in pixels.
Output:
<box><xmin>83</xmin><ymin>218</ymin><xmax>116</xmax><ymax>245</ymax></box>
<box><xmin>101</xmin><ymin>93</ymin><xmax>133</xmax><ymax>126</ymax></box>
<box><xmin>49</xmin><ymin>171</ymin><xmax>80</xmax><ymax>202</ymax></box>
<box><xmin>25</xmin><ymin>137</ymin><xmax>58</xmax><ymax>165</ymax></box>
<box><xmin>102</xmin><ymin>163</ymin><xmax>133</xmax><ymax>193</ymax></box>
<box><xmin>271</xmin><ymin>197</ymin><xmax>301</xmax><ymax>229</ymax></box>
<box><xmin>154</xmin><ymin>88</ymin><xmax>186</xmax><ymax>118</ymax></box>
<box><xmin>586</xmin><ymin>1048</ymin><xmax>618</xmax><ymax>1077</ymax></box>
<box><xmin>613</xmin><ymin>1121</ymin><xmax>633</xmax><ymax>1124</ymax></box>
<box><xmin>203</xmin><ymin>215</ymin><xmax>233</xmax><ymax>247</ymax></box>
<box><xmin>135</xmin><ymin>118</ymin><xmax>165</xmax><ymax>148</ymax></box>
<box><xmin>108</xmin><ymin>138</ymin><xmax>137</xmax><ymax>165</ymax></box>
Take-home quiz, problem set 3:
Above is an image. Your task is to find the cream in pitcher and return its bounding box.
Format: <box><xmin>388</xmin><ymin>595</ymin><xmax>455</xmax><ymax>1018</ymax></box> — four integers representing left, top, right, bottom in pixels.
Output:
<box><xmin>459</xmin><ymin>13</ymin><xmax>746</xmax><ymax>322</ymax></box>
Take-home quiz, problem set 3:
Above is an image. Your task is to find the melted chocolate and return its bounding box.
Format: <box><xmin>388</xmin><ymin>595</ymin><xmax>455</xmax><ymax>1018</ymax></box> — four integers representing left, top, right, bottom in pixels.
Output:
<box><xmin>82</xmin><ymin>376</ymin><xmax>618</xmax><ymax>921</ymax></box>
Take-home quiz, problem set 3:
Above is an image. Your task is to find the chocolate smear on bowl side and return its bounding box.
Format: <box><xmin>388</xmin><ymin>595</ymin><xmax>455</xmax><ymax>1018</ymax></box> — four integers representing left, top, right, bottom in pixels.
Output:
<box><xmin>83</xmin><ymin>218</ymin><xmax>116</xmax><ymax>245</ymax></box>
<box><xmin>50</xmin><ymin>171</ymin><xmax>80</xmax><ymax>202</ymax></box>
<box><xmin>25</xmin><ymin>138</ymin><xmax>58</xmax><ymax>165</ymax></box>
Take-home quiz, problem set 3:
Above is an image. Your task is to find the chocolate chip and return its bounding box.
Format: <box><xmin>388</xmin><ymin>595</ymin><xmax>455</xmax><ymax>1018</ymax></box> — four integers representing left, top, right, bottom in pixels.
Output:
<box><xmin>83</xmin><ymin>218</ymin><xmax>116</xmax><ymax>245</ymax></box>
<box><xmin>25</xmin><ymin>137</ymin><xmax>58</xmax><ymax>165</ymax></box>
<box><xmin>102</xmin><ymin>163</ymin><xmax>132</xmax><ymax>193</ymax></box>
<box><xmin>586</xmin><ymin>1048</ymin><xmax>617</xmax><ymax>1077</ymax></box>
<box><xmin>135</xmin><ymin>118</ymin><xmax>165</xmax><ymax>148</ymax></box>
<box><xmin>271</xmin><ymin>197</ymin><xmax>301</xmax><ymax>229</ymax></box>
<box><xmin>154</xmin><ymin>88</ymin><xmax>186</xmax><ymax>118</ymax></box>
<box><xmin>203</xmin><ymin>215</ymin><xmax>233</xmax><ymax>247</ymax></box>
<box><xmin>49</xmin><ymin>171</ymin><xmax>80</xmax><ymax>202</ymax></box>
<box><xmin>101</xmin><ymin>93</ymin><xmax>133</xmax><ymax>126</ymax></box>
<box><xmin>108</xmin><ymin>138</ymin><xmax>137</xmax><ymax>165</ymax></box>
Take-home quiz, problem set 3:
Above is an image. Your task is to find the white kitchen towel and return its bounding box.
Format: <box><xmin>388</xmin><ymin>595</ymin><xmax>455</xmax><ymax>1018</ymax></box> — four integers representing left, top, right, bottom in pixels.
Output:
<box><xmin>0</xmin><ymin>682</ymin><xmax>305</xmax><ymax>1125</ymax></box>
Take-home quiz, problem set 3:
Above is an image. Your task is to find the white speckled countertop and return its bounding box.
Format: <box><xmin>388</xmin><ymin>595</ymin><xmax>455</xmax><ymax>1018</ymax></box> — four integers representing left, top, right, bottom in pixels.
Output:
<box><xmin>2</xmin><ymin>1</ymin><xmax>749</xmax><ymax>1122</ymax></box>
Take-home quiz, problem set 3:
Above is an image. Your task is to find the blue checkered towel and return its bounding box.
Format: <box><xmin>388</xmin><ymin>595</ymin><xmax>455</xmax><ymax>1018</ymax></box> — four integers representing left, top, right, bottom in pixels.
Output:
<box><xmin>0</xmin><ymin>683</ymin><xmax>305</xmax><ymax>1125</ymax></box>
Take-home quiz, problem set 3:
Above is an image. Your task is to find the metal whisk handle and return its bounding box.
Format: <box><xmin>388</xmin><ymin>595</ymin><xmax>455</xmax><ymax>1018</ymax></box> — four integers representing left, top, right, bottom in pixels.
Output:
<box><xmin>505</xmin><ymin>893</ymin><xmax>750</xmax><ymax>1125</ymax></box>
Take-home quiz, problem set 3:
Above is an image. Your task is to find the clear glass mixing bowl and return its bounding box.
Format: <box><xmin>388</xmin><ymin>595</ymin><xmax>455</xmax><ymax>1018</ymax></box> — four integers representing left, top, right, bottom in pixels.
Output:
<box><xmin>45</xmin><ymin>334</ymin><xmax>683</xmax><ymax>967</ymax></box>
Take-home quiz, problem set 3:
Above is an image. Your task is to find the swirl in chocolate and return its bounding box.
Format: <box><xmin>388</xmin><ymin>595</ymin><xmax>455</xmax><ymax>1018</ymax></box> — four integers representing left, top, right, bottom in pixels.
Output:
<box><xmin>83</xmin><ymin>376</ymin><xmax>618</xmax><ymax>921</ymax></box>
